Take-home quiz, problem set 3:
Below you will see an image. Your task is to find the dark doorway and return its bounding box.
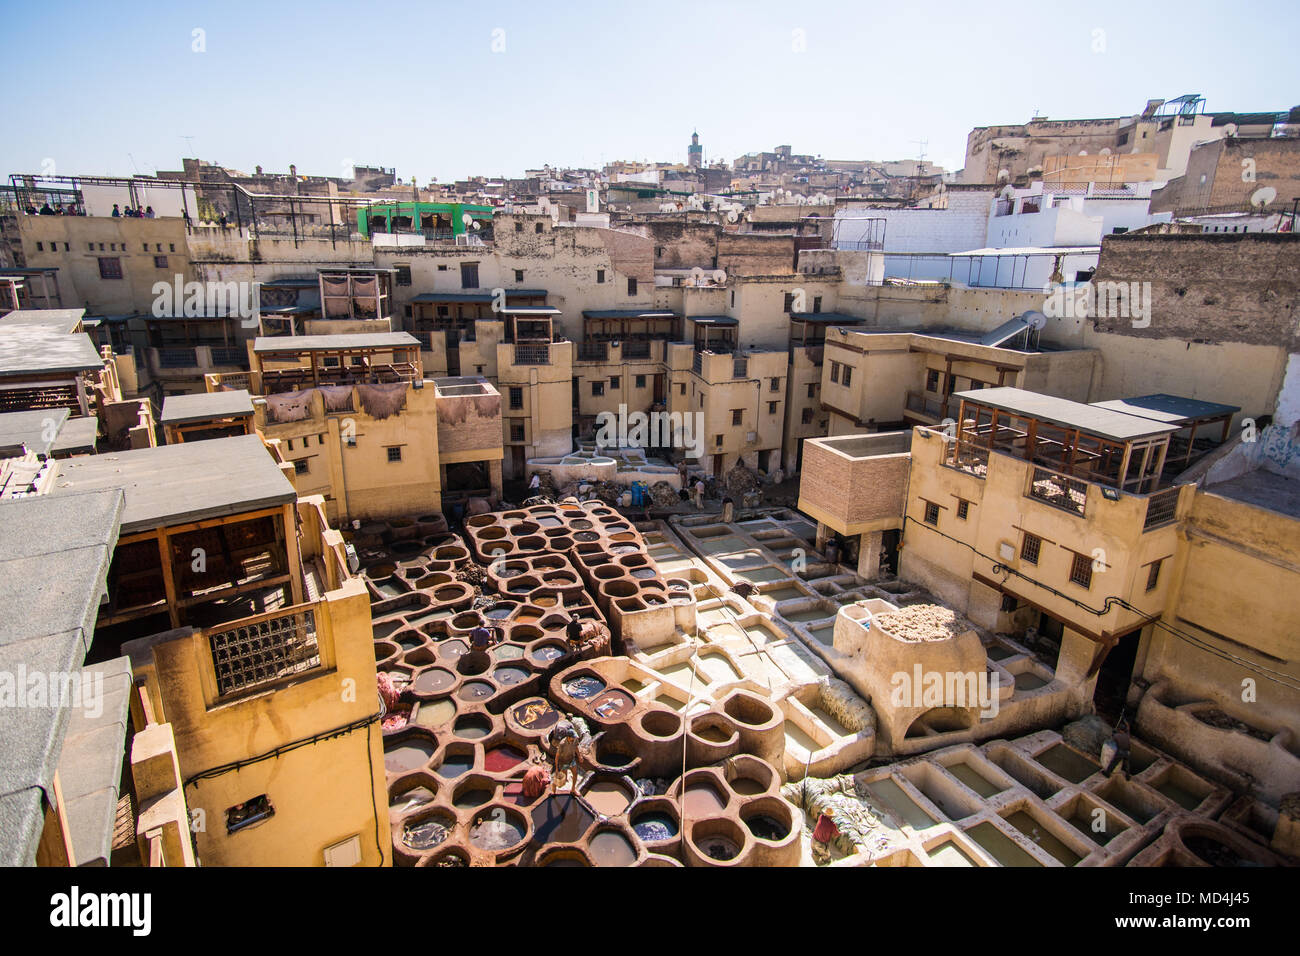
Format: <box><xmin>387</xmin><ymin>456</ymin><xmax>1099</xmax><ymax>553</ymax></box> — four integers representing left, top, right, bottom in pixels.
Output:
<box><xmin>511</xmin><ymin>446</ymin><xmax>525</xmax><ymax>479</ymax></box>
<box><xmin>880</xmin><ymin>529</ymin><xmax>901</xmax><ymax>575</ymax></box>
<box><xmin>1094</xmin><ymin>627</ymin><xmax>1142</xmax><ymax>723</ymax></box>
<box><xmin>653</xmin><ymin>373</ymin><xmax>666</xmax><ymax>404</ymax></box>
<box><xmin>713</xmin><ymin>456</ymin><xmax>724</xmax><ymax>478</ymax></box>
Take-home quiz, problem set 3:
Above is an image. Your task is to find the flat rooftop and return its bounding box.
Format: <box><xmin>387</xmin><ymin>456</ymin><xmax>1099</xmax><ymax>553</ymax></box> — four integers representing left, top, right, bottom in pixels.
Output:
<box><xmin>1205</xmin><ymin>469</ymin><xmax>1300</xmax><ymax>521</ymax></box>
<box><xmin>0</xmin><ymin>325</ymin><xmax>103</xmax><ymax>378</ymax></box>
<box><xmin>1090</xmin><ymin>393</ymin><xmax>1240</xmax><ymax>426</ymax></box>
<box><xmin>253</xmin><ymin>332</ymin><xmax>419</xmax><ymax>355</ymax></box>
<box><xmin>0</xmin><ymin>308</ymin><xmax>85</xmax><ymax>333</ymax></box>
<box><xmin>0</xmin><ymin>408</ymin><xmax>70</xmax><ymax>458</ymax></box>
<box><xmin>954</xmin><ymin>386</ymin><xmax>1178</xmax><ymax>442</ymax></box>
<box><xmin>0</xmin><ymin>488</ymin><xmax>123</xmax><ymax>867</ymax></box>
<box><xmin>161</xmin><ymin>389</ymin><xmax>255</xmax><ymax>425</ymax></box>
<box><xmin>48</xmin><ymin>434</ymin><xmax>296</xmax><ymax>534</ymax></box>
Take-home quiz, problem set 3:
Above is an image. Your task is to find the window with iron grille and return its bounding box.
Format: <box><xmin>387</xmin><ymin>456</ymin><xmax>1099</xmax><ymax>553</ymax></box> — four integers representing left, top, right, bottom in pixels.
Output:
<box><xmin>208</xmin><ymin>607</ymin><xmax>320</xmax><ymax>698</ymax></box>
<box><xmin>1020</xmin><ymin>532</ymin><xmax>1041</xmax><ymax>565</ymax></box>
<box><xmin>154</xmin><ymin>255</ymin><xmax>168</xmax><ymax>269</ymax></box>
<box><xmin>395</xmin><ymin>266</ymin><xmax>411</xmax><ymax>286</ymax></box>
<box><xmin>830</xmin><ymin>362</ymin><xmax>839</xmax><ymax>383</ymax></box>
<box><xmin>609</xmin><ymin>376</ymin><xmax>620</xmax><ymax>389</ymax></box>
<box><xmin>923</xmin><ymin>501</ymin><xmax>939</xmax><ymax>525</ymax></box>
<box><xmin>627</xmin><ymin>277</ymin><xmax>637</xmax><ymax>295</ymax></box>
<box><xmin>926</xmin><ymin>369</ymin><xmax>940</xmax><ymax>392</ymax></box>
<box><xmin>591</xmin><ymin>381</ymin><xmax>604</xmax><ymax>396</ymax></box>
<box><xmin>813</xmin><ymin>296</ymin><xmax>822</xmax><ymax>313</ymax></box>
<box><xmin>98</xmin><ymin>257</ymin><xmax>123</xmax><ymax>279</ymax></box>
<box><xmin>515</xmin><ymin>269</ymin><xmax>524</xmax><ymax>283</ymax></box>
<box><xmin>293</xmin><ymin>459</ymin><xmax>308</xmax><ymax>475</ymax></box>
<box><xmin>769</xmin><ymin>377</ymin><xmax>780</xmax><ymax>392</ymax></box>
<box><xmin>510</xmin><ymin>421</ymin><xmax>525</xmax><ymax>442</ymax></box>
<box><xmin>956</xmin><ymin>499</ymin><xmax>969</xmax><ymax>520</ymax></box>
<box><xmin>1069</xmin><ymin>552</ymin><xmax>1092</xmax><ymax>588</ymax></box>
<box><xmin>783</xmin><ymin>292</ymin><xmax>796</xmax><ymax>312</ymax></box>
<box><xmin>386</xmin><ymin>446</ymin><xmax>403</xmax><ymax>463</ymax></box>
<box><xmin>635</xmin><ymin>375</ymin><xmax>646</xmax><ymax>388</ymax></box>
<box><xmin>1146</xmin><ymin>559</ymin><xmax>1162</xmax><ymax>591</ymax></box>
<box><xmin>509</xmin><ymin>386</ymin><xmax>523</xmax><ymax>409</ymax></box>
<box><xmin>460</xmin><ymin>262</ymin><xmax>479</xmax><ymax>289</ymax></box>
<box><xmin>842</xmin><ymin>366</ymin><xmax>853</xmax><ymax>386</ymax></box>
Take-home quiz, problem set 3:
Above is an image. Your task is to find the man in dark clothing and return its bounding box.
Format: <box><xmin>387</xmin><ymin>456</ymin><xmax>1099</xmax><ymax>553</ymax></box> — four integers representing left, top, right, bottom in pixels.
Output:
<box><xmin>1103</xmin><ymin>718</ymin><xmax>1132</xmax><ymax>781</ymax></box>
<box><xmin>565</xmin><ymin>613</ymin><xmax>585</xmax><ymax>646</ymax></box>
<box><xmin>111</xmin><ymin>204</ymin><xmax>121</xmax><ymax>217</ymax></box>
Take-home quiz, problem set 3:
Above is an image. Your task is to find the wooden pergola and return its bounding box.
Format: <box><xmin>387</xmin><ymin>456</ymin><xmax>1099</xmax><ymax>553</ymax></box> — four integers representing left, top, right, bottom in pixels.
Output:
<box><xmin>252</xmin><ymin>332</ymin><xmax>422</xmax><ymax>393</ymax></box>
<box><xmin>950</xmin><ymin>387</ymin><xmax>1178</xmax><ymax>493</ymax></box>
<box><xmin>582</xmin><ymin>309</ymin><xmax>681</xmax><ymax>344</ymax></box>
<box><xmin>48</xmin><ymin>434</ymin><xmax>303</xmax><ymax>631</ymax></box>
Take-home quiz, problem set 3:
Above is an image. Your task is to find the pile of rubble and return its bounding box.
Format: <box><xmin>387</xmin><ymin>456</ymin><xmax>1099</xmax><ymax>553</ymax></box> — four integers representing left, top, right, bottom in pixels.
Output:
<box><xmin>722</xmin><ymin>461</ymin><xmax>762</xmax><ymax>498</ymax></box>
<box><xmin>872</xmin><ymin>604</ymin><xmax>978</xmax><ymax>643</ymax></box>
<box><xmin>647</xmin><ymin>480</ymin><xmax>682</xmax><ymax>509</ymax></box>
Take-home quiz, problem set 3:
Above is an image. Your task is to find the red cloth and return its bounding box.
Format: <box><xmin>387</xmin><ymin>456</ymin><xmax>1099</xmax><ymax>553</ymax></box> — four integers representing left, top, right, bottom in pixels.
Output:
<box><xmin>813</xmin><ymin>812</ymin><xmax>839</xmax><ymax>843</ymax></box>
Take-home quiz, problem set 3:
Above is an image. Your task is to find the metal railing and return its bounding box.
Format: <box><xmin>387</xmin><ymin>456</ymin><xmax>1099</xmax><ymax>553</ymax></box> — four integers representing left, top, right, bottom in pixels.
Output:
<box><xmin>210</xmin><ymin>347</ymin><xmax>244</xmax><ymax>367</ymax></box>
<box><xmin>905</xmin><ymin>389</ymin><xmax>953</xmax><ymax>420</ymax></box>
<box><xmin>513</xmin><ymin>344</ymin><xmax>550</xmax><ymax>365</ymax></box>
<box><xmin>1143</xmin><ymin>486</ymin><xmax>1181</xmax><ymax>530</ymax></box>
<box><xmin>692</xmin><ymin>352</ymin><xmax>703</xmax><ymax>375</ymax></box>
<box><xmin>622</xmin><ymin>340</ymin><xmax>652</xmax><ymax>360</ymax></box>
<box><xmin>207</xmin><ymin>604</ymin><xmax>320</xmax><ymax>698</ymax></box>
<box><xmin>1028</xmin><ymin>467</ymin><xmax>1088</xmax><ymax>517</ymax></box>
<box><xmin>158</xmin><ymin>347</ymin><xmax>197</xmax><ymax>369</ymax></box>
<box><xmin>577</xmin><ymin>342</ymin><xmax>608</xmax><ymax>362</ymax></box>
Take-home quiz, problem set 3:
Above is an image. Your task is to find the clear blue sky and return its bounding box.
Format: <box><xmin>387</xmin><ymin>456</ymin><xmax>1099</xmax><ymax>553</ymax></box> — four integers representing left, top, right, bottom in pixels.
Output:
<box><xmin>1</xmin><ymin>0</ymin><xmax>1296</xmax><ymax>183</ymax></box>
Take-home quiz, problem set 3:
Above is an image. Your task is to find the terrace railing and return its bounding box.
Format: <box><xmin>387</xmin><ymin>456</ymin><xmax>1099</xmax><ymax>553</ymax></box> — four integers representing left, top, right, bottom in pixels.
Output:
<box><xmin>1143</xmin><ymin>486</ymin><xmax>1181</xmax><ymax>531</ymax></box>
<box><xmin>1028</xmin><ymin>466</ymin><xmax>1088</xmax><ymax>517</ymax></box>
<box><xmin>513</xmin><ymin>343</ymin><xmax>550</xmax><ymax>366</ymax></box>
<box><xmin>207</xmin><ymin>604</ymin><xmax>320</xmax><ymax>699</ymax></box>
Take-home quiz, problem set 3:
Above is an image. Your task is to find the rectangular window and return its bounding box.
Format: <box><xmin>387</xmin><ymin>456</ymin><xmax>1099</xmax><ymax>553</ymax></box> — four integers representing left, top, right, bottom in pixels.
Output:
<box><xmin>169</xmin><ymin>243</ymin><xmax>176</xmax><ymax>252</ymax></box>
<box><xmin>154</xmin><ymin>255</ymin><xmax>168</xmax><ymax>268</ymax></box>
<box><xmin>35</xmin><ymin>242</ymin><xmax>43</xmax><ymax>252</ymax></box>
<box><xmin>801</xmin><ymin>408</ymin><xmax>813</xmax><ymax>425</ymax></box>
<box><xmin>226</xmin><ymin>795</ymin><xmax>275</xmax><ymax>834</ymax></box>
<box><xmin>783</xmin><ymin>292</ymin><xmax>796</xmax><ymax>312</ymax></box>
<box><xmin>715</xmin><ymin>434</ymin><xmax>723</xmax><ymax>448</ymax></box>
<box><xmin>510</xmin><ymin>422</ymin><xmax>525</xmax><ymax>442</ymax></box>
<box><xmin>768</xmin><ymin>401</ymin><xmax>778</xmax><ymax>414</ymax></box>
<box><xmin>509</xmin><ymin>386</ymin><xmax>523</xmax><ymax>409</ymax></box>
<box><xmin>807</xmin><ymin>383</ymin><xmax>816</xmax><ymax>399</ymax></box>
<box><xmin>98</xmin><ymin>257</ymin><xmax>123</xmax><ymax>279</ymax></box>
<box><xmin>386</xmin><ymin>446</ymin><xmax>403</xmax><ymax>463</ymax></box>
<box><xmin>678</xmin><ymin>382</ymin><xmax>686</xmax><ymax>395</ymax></box>
<box><xmin>591</xmin><ymin>381</ymin><xmax>604</xmax><ymax>396</ymax></box>
<box><xmin>635</xmin><ymin>375</ymin><xmax>646</xmax><ymax>388</ymax></box>
<box><xmin>535</xmin><ymin>222</ymin><xmax>544</xmax><ymax>234</ymax></box>
<box><xmin>813</xmin><ymin>296</ymin><xmax>822</xmax><ymax>314</ymax></box>
<box><xmin>1020</xmin><ymin>532</ymin><xmax>1041</xmax><ymax>565</ymax></box>
<box><xmin>293</xmin><ymin>459</ymin><xmax>309</xmax><ymax>475</ymax></box>
<box><xmin>842</xmin><ymin>366</ymin><xmax>853</xmax><ymax>386</ymax></box>
<box><xmin>830</xmin><ymin>362</ymin><xmax>840</xmax><ymax>383</ymax></box>
<box><xmin>515</xmin><ymin>222</ymin><xmax>524</xmax><ymax>232</ymax></box>
<box><xmin>514</xmin><ymin>269</ymin><xmax>525</xmax><ymax>283</ymax></box>
<box><xmin>1069</xmin><ymin>552</ymin><xmax>1093</xmax><ymax>589</ymax></box>
<box><xmin>769</xmin><ymin>377</ymin><xmax>780</xmax><ymax>392</ymax></box>
<box><xmin>1146</xmin><ymin>559</ymin><xmax>1162</xmax><ymax>592</ymax></box>
<box><xmin>731</xmin><ymin>409</ymin><xmax>743</xmax><ymax>426</ymax></box>
<box><xmin>923</xmin><ymin>501</ymin><xmax>940</xmax><ymax>525</ymax></box>
<box><xmin>926</xmin><ymin>369</ymin><xmax>940</xmax><ymax>392</ymax></box>
<box><xmin>609</xmin><ymin>375</ymin><xmax>620</xmax><ymax>389</ymax></box>
<box><xmin>956</xmin><ymin>499</ymin><xmax>969</xmax><ymax>520</ymax></box>
<box><xmin>596</xmin><ymin>269</ymin><xmax>605</xmax><ymax>283</ymax></box>
<box><xmin>627</xmin><ymin>277</ymin><xmax>637</xmax><ymax>295</ymax></box>
<box><xmin>460</xmin><ymin>262</ymin><xmax>479</xmax><ymax>289</ymax></box>
<box><xmin>395</xmin><ymin>266</ymin><xmax>411</xmax><ymax>286</ymax></box>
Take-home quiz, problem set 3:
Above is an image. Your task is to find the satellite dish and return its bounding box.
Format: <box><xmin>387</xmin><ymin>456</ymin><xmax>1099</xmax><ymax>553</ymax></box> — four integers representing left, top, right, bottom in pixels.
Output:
<box><xmin>690</xmin><ymin>267</ymin><xmax>705</xmax><ymax>284</ymax></box>
<box><xmin>1078</xmin><ymin>149</ymin><xmax>1089</xmax><ymax>156</ymax></box>
<box><xmin>1023</xmin><ymin>310</ymin><xmax>1047</xmax><ymax>331</ymax></box>
<box><xmin>1251</xmin><ymin>186</ymin><xmax>1278</xmax><ymax>208</ymax></box>
<box><xmin>461</xmin><ymin>213</ymin><xmax>473</xmax><ymax>226</ymax></box>
<box><xmin>1224</xmin><ymin>123</ymin><xmax>1239</xmax><ymax>138</ymax></box>
<box><xmin>1099</xmin><ymin>147</ymin><xmax>1111</xmax><ymax>156</ymax></box>
<box><xmin>471</xmin><ymin>220</ymin><xmax>481</xmax><ymax>230</ymax></box>
<box><xmin>712</xmin><ymin>270</ymin><xmax>727</xmax><ymax>284</ymax></box>
<box><xmin>726</xmin><ymin>209</ymin><xmax>739</xmax><ymax>223</ymax></box>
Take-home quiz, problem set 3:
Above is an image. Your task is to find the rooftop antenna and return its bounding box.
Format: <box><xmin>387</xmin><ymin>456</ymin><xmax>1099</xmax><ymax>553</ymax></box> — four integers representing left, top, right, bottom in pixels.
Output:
<box><xmin>180</xmin><ymin>135</ymin><xmax>197</xmax><ymax>156</ymax></box>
